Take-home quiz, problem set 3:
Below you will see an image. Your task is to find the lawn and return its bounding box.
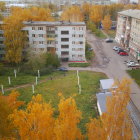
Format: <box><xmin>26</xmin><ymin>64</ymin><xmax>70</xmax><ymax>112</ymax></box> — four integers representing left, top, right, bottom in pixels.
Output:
<box><xmin>105</xmin><ymin>30</ymin><xmax>116</xmax><ymax>38</ymax></box>
<box><xmin>4</xmin><ymin>71</ymin><xmax>107</xmax><ymax>134</ymax></box>
<box><xmin>68</xmin><ymin>63</ymin><xmax>90</xmax><ymax>67</ymax></box>
<box><xmin>0</xmin><ymin>68</ymin><xmax>66</xmax><ymax>88</ymax></box>
<box><xmin>127</xmin><ymin>69</ymin><xmax>140</xmax><ymax>86</ymax></box>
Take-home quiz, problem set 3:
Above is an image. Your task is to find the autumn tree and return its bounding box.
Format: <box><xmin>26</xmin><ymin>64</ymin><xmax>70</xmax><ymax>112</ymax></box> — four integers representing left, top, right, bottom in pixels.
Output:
<box><xmin>3</xmin><ymin>7</ymin><xmax>54</xmax><ymax>64</ymax></box>
<box><xmin>0</xmin><ymin>91</ymin><xmax>24</xmax><ymax>139</ymax></box>
<box><xmin>102</xmin><ymin>14</ymin><xmax>112</xmax><ymax>32</ymax></box>
<box><xmin>89</xmin><ymin>5</ymin><xmax>103</xmax><ymax>27</ymax></box>
<box><xmin>61</xmin><ymin>6</ymin><xmax>83</xmax><ymax>22</ymax></box>
<box><xmin>55</xmin><ymin>96</ymin><xmax>83</xmax><ymax>140</ymax></box>
<box><xmin>0</xmin><ymin>2</ymin><xmax>6</xmax><ymax>12</ymax></box>
<box><xmin>10</xmin><ymin>94</ymin><xmax>83</xmax><ymax>140</ymax></box>
<box><xmin>10</xmin><ymin>94</ymin><xmax>55</xmax><ymax>140</ymax></box>
<box><xmin>87</xmin><ymin>78</ymin><xmax>132</xmax><ymax>140</ymax></box>
<box><xmin>82</xmin><ymin>3</ymin><xmax>91</xmax><ymax>22</ymax></box>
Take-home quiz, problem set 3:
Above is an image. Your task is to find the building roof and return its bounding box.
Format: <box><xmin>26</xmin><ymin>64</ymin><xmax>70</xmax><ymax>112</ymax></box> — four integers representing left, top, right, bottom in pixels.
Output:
<box><xmin>23</xmin><ymin>21</ymin><xmax>86</xmax><ymax>26</ymax></box>
<box><xmin>118</xmin><ymin>9</ymin><xmax>140</xmax><ymax>20</ymax></box>
<box><xmin>96</xmin><ymin>92</ymin><xmax>112</xmax><ymax>114</ymax></box>
<box><xmin>100</xmin><ymin>79</ymin><xmax>117</xmax><ymax>90</ymax></box>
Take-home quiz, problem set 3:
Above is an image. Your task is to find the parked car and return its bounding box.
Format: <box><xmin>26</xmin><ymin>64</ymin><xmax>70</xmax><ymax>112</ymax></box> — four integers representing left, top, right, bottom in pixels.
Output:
<box><xmin>126</xmin><ymin>62</ymin><xmax>140</xmax><ymax>67</ymax></box>
<box><xmin>88</xmin><ymin>48</ymin><xmax>93</xmax><ymax>51</ymax></box>
<box><xmin>119</xmin><ymin>51</ymin><xmax>128</xmax><ymax>56</ymax></box>
<box><xmin>113</xmin><ymin>46</ymin><xmax>120</xmax><ymax>51</ymax></box>
<box><xmin>57</xmin><ymin>67</ymin><xmax>68</xmax><ymax>72</ymax></box>
<box><xmin>124</xmin><ymin>60</ymin><xmax>135</xmax><ymax>64</ymax></box>
<box><xmin>105</xmin><ymin>38</ymin><xmax>113</xmax><ymax>43</ymax></box>
<box><xmin>117</xmin><ymin>49</ymin><xmax>125</xmax><ymax>54</ymax></box>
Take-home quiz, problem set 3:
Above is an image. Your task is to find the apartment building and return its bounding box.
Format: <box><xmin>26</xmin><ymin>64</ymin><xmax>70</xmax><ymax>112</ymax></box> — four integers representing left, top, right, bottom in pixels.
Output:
<box><xmin>22</xmin><ymin>21</ymin><xmax>86</xmax><ymax>62</ymax></box>
<box><xmin>115</xmin><ymin>10</ymin><xmax>140</xmax><ymax>61</ymax></box>
<box><xmin>118</xmin><ymin>0</ymin><xmax>130</xmax><ymax>4</ymax></box>
<box><xmin>93</xmin><ymin>0</ymin><xmax>111</xmax><ymax>5</ymax></box>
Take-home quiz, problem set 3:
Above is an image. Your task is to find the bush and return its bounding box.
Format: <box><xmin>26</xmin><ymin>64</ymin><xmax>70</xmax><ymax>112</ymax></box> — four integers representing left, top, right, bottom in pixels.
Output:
<box><xmin>21</xmin><ymin>53</ymin><xmax>60</xmax><ymax>75</ymax></box>
<box><xmin>68</xmin><ymin>63</ymin><xmax>90</xmax><ymax>67</ymax></box>
<box><xmin>85</xmin><ymin>43</ymin><xmax>94</xmax><ymax>60</ymax></box>
<box><xmin>45</xmin><ymin>53</ymin><xmax>60</xmax><ymax>68</ymax></box>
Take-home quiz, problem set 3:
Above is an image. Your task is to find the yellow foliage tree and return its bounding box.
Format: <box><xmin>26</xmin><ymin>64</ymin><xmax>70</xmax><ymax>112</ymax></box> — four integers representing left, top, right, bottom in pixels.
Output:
<box><xmin>55</xmin><ymin>96</ymin><xmax>83</xmax><ymax>140</ymax></box>
<box><xmin>0</xmin><ymin>91</ymin><xmax>24</xmax><ymax>138</ymax></box>
<box><xmin>89</xmin><ymin>5</ymin><xmax>103</xmax><ymax>27</ymax></box>
<box><xmin>87</xmin><ymin>78</ymin><xmax>132</xmax><ymax>140</ymax></box>
<box><xmin>10</xmin><ymin>94</ymin><xmax>55</xmax><ymax>140</ymax></box>
<box><xmin>0</xmin><ymin>1</ymin><xmax>5</xmax><ymax>12</ymax></box>
<box><xmin>3</xmin><ymin>7</ymin><xmax>54</xmax><ymax>64</ymax></box>
<box><xmin>10</xmin><ymin>94</ymin><xmax>83</xmax><ymax>140</ymax></box>
<box><xmin>102</xmin><ymin>14</ymin><xmax>112</xmax><ymax>32</ymax></box>
<box><xmin>61</xmin><ymin>6</ymin><xmax>83</xmax><ymax>22</ymax></box>
<box><xmin>82</xmin><ymin>3</ymin><xmax>91</xmax><ymax>22</ymax></box>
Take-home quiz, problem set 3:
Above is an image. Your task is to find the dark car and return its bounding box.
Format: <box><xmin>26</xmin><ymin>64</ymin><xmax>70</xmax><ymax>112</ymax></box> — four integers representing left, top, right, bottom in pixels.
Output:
<box><xmin>119</xmin><ymin>51</ymin><xmax>128</xmax><ymax>56</ymax></box>
<box><xmin>117</xmin><ymin>49</ymin><xmax>125</xmax><ymax>54</ymax></box>
<box><xmin>57</xmin><ymin>67</ymin><xmax>68</xmax><ymax>72</ymax></box>
<box><xmin>105</xmin><ymin>38</ymin><xmax>113</xmax><ymax>43</ymax></box>
<box><xmin>88</xmin><ymin>48</ymin><xmax>93</xmax><ymax>51</ymax></box>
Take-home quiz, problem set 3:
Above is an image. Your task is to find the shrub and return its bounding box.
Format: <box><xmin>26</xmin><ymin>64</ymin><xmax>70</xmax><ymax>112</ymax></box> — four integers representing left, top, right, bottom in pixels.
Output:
<box><xmin>68</xmin><ymin>63</ymin><xmax>90</xmax><ymax>67</ymax></box>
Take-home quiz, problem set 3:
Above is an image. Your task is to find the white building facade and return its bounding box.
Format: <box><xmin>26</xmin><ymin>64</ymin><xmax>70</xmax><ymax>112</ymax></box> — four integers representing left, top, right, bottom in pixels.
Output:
<box><xmin>115</xmin><ymin>10</ymin><xmax>140</xmax><ymax>61</ymax></box>
<box><xmin>23</xmin><ymin>21</ymin><xmax>86</xmax><ymax>61</ymax></box>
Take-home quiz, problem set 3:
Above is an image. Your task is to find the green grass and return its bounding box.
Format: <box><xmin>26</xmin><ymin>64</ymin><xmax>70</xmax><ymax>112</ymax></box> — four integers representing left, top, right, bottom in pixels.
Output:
<box><xmin>0</xmin><ymin>70</ymin><xmax>67</xmax><ymax>88</ymax></box>
<box><xmin>105</xmin><ymin>30</ymin><xmax>116</xmax><ymax>38</ymax></box>
<box><xmin>127</xmin><ymin>69</ymin><xmax>140</xmax><ymax>86</ymax></box>
<box><xmin>94</xmin><ymin>29</ymin><xmax>106</xmax><ymax>39</ymax></box>
<box><xmin>5</xmin><ymin>71</ymin><xmax>107</xmax><ymax>134</ymax></box>
<box><xmin>68</xmin><ymin>63</ymin><xmax>90</xmax><ymax>67</ymax></box>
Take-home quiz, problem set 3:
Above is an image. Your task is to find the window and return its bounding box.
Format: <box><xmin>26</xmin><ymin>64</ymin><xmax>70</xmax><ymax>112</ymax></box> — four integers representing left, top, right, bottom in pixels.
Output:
<box><xmin>72</xmin><ymin>41</ymin><xmax>75</xmax><ymax>44</ymax></box>
<box><xmin>0</xmin><ymin>34</ymin><xmax>3</xmax><ymax>37</ymax></box>
<box><xmin>79</xmin><ymin>41</ymin><xmax>83</xmax><ymax>44</ymax></box>
<box><xmin>61</xmin><ymin>38</ymin><xmax>69</xmax><ymax>42</ymax></box>
<box><xmin>61</xmin><ymin>51</ymin><xmax>69</xmax><ymax>55</ymax></box>
<box><xmin>0</xmin><ymin>47</ymin><xmax>4</xmax><ymax>50</ymax></box>
<box><xmin>47</xmin><ymin>41</ymin><xmax>51</xmax><ymax>44</ymax></box>
<box><xmin>40</xmin><ymin>48</ymin><xmax>44</xmax><ymax>51</ymax></box>
<box><xmin>61</xmin><ymin>31</ymin><xmax>69</xmax><ymax>34</ymax></box>
<box><xmin>61</xmin><ymin>45</ymin><xmax>69</xmax><ymax>48</ymax></box>
<box><xmin>79</xmin><ymin>34</ymin><xmax>83</xmax><ymax>37</ymax></box>
<box><xmin>72</xmin><ymin>48</ymin><xmax>75</xmax><ymax>51</ymax></box>
<box><xmin>72</xmin><ymin>55</ymin><xmax>75</xmax><ymax>57</ymax></box>
<box><xmin>78</xmin><ymin>55</ymin><xmax>83</xmax><ymax>57</ymax></box>
<box><xmin>32</xmin><ymin>34</ymin><xmax>35</xmax><ymax>37</ymax></box>
<box><xmin>32</xmin><ymin>27</ymin><xmax>35</xmax><ymax>30</ymax></box>
<box><xmin>39</xmin><ymin>41</ymin><xmax>44</xmax><ymax>44</ymax></box>
<box><xmin>39</xmin><ymin>34</ymin><xmax>43</xmax><ymax>37</ymax></box>
<box><xmin>72</xmin><ymin>34</ymin><xmax>75</xmax><ymax>37</ymax></box>
<box><xmin>38</xmin><ymin>27</ymin><xmax>43</xmax><ymax>30</ymax></box>
<box><xmin>0</xmin><ymin>41</ymin><xmax>3</xmax><ymax>44</ymax></box>
<box><xmin>33</xmin><ymin>41</ymin><xmax>36</xmax><ymax>44</ymax></box>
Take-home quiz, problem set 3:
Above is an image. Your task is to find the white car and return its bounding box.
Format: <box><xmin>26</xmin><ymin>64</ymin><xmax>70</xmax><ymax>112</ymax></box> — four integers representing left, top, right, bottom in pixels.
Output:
<box><xmin>124</xmin><ymin>60</ymin><xmax>135</xmax><ymax>64</ymax></box>
<box><xmin>113</xmin><ymin>46</ymin><xmax>120</xmax><ymax>51</ymax></box>
<box><xmin>126</xmin><ymin>61</ymin><xmax>135</xmax><ymax>66</ymax></box>
<box><xmin>127</xmin><ymin>62</ymin><xmax>140</xmax><ymax>67</ymax></box>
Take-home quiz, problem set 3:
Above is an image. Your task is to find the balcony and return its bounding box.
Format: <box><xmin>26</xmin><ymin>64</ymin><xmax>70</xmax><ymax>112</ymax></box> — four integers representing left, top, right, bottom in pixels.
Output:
<box><xmin>47</xmin><ymin>37</ymin><xmax>55</xmax><ymax>41</ymax></box>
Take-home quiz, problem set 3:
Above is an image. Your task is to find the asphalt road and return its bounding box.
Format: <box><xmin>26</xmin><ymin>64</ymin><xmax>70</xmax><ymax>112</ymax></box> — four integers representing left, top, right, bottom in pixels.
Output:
<box><xmin>86</xmin><ymin>30</ymin><xmax>140</xmax><ymax>111</ymax></box>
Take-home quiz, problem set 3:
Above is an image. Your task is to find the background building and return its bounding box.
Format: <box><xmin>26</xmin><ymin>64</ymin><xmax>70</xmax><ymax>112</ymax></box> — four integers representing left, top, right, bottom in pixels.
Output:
<box><xmin>115</xmin><ymin>9</ymin><xmax>140</xmax><ymax>61</ymax></box>
<box><xmin>118</xmin><ymin>0</ymin><xmax>130</xmax><ymax>4</ymax></box>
